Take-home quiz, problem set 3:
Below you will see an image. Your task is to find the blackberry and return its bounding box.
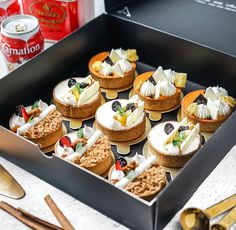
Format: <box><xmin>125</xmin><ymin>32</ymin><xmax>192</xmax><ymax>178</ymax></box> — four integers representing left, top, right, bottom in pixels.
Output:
<box><xmin>68</xmin><ymin>78</ymin><xmax>77</xmax><ymax>88</ymax></box>
<box><xmin>112</xmin><ymin>101</ymin><xmax>122</xmax><ymax>112</ymax></box>
<box><xmin>164</xmin><ymin>123</ymin><xmax>174</xmax><ymax>135</ymax></box>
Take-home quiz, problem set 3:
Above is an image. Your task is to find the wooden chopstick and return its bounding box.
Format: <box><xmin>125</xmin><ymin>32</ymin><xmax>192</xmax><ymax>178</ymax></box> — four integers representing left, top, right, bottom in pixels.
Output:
<box><xmin>18</xmin><ymin>207</ymin><xmax>63</xmax><ymax>230</ymax></box>
<box><xmin>0</xmin><ymin>201</ymin><xmax>49</xmax><ymax>230</ymax></box>
<box><xmin>44</xmin><ymin>195</ymin><xmax>75</xmax><ymax>230</ymax></box>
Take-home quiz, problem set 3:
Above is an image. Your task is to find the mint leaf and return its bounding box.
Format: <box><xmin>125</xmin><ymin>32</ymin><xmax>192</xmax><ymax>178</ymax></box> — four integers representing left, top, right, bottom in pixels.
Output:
<box><xmin>77</xmin><ymin>128</ymin><xmax>84</xmax><ymax>138</ymax></box>
<box><xmin>27</xmin><ymin>115</ymin><xmax>34</xmax><ymax>123</ymax></box>
<box><xmin>31</xmin><ymin>101</ymin><xmax>39</xmax><ymax>110</ymax></box>
<box><xmin>75</xmin><ymin>83</ymin><xmax>84</xmax><ymax>94</ymax></box>
<box><xmin>75</xmin><ymin>142</ymin><xmax>83</xmax><ymax>151</ymax></box>
<box><xmin>172</xmin><ymin>132</ymin><xmax>186</xmax><ymax>147</ymax></box>
<box><xmin>117</xmin><ymin>106</ymin><xmax>125</xmax><ymax>116</ymax></box>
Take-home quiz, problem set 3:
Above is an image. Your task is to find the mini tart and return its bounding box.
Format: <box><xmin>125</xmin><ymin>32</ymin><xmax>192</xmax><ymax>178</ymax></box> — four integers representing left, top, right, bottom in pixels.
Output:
<box><xmin>181</xmin><ymin>90</ymin><xmax>234</xmax><ymax>133</ymax></box>
<box><xmin>53</xmin><ymin>77</ymin><xmax>101</xmax><ymax>119</ymax></box>
<box><xmin>95</xmin><ymin>97</ymin><xmax>146</xmax><ymax>142</ymax></box>
<box><xmin>10</xmin><ymin>102</ymin><xmax>63</xmax><ymax>149</ymax></box>
<box><xmin>108</xmin><ymin>155</ymin><xmax>166</xmax><ymax>201</ymax></box>
<box><xmin>148</xmin><ymin>120</ymin><xmax>202</xmax><ymax>168</ymax></box>
<box><xmin>55</xmin><ymin>128</ymin><xmax>113</xmax><ymax>176</ymax></box>
<box><xmin>134</xmin><ymin>71</ymin><xmax>181</xmax><ymax>111</ymax></box>
<box><xmin>89</xmin><ymin>52</ymin><xmax>136</xmax><ymax>89</ymax></box>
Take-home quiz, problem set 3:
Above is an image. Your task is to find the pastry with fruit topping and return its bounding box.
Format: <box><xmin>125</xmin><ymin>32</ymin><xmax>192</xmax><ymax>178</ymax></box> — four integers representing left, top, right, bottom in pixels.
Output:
<box><xmin>134</xmin><ymin>66</ymin><xmax>187</xmax><ymax>111</ymax></box>
<box><xmin>53</xmin><ymin>76</ymin><xmax>101</xmax><ymax>118</ymax></box>
<box><xmin>9</xmin><ymin>100</ymin><xmax>63</xmax><ymax>149</ymax></box>
<box><xmin>54</xmin><ymin>126</ymin><xmax>113</xmax><ymax>175</ymax></box>
<box><xmin>181</xmin><ymin>86</ymin><xmax>235</xmax><ymax>132</ymax></box>
<box><xmin>95</xmin><ymin>95</ymin><xmax>146</xmax><ymax>142</ymax></box>
<box><xmin>108</xmin><ymin>153</ymin><xmax>166</xmax><ymax>201</ymax></box>
<box><xmin>148</xmin><ymin>118</ymin><xmax>202</xmax><ymax>168</ymax></box>
<box><xmin>89</xmin><ymin>48</ymin><xmax>138</xmax><ymax>89</ymax></box>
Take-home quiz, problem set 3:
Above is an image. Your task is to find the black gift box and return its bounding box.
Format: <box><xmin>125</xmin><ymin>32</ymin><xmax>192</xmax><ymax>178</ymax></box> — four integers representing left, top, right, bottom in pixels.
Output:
<box><xmin>0</xmin><ymin>1</ymin><xmax>236</xmax><ymax>229</ymax></box>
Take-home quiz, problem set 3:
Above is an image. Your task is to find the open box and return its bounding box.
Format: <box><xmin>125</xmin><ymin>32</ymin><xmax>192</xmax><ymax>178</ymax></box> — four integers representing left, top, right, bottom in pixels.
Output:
<box><xmin>0</xmin><ymin>1</ymin><xmax>236</xmax><ymax>229</ymax></box>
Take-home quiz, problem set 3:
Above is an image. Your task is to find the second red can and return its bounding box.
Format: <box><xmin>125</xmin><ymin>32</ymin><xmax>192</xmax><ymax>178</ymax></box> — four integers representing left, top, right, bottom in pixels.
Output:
<box><xmin>22</xmin><ymin>0</ymin><xmax>80</xmax><ymax>41</ymax></box>
<box><xmin>0</xmin><ymin>0</ymin><xmax>21</xmax><ymax>24</ymax></box>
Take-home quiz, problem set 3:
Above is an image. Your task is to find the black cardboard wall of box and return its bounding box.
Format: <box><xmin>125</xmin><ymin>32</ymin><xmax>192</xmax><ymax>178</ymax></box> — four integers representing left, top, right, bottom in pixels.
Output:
<box><xmin>0</xmin><ymin>14</ymin><xmax>236</xmax><ymax>230</ymax></box>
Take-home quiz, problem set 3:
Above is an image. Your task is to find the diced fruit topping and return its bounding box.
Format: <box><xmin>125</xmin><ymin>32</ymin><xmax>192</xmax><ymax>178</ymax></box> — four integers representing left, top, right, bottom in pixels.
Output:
<box><xmin>103</xmin><ymin>56</ymin><xmax>114</xmax><ymax>66</ymax></box>
<box><xmin>92</xmin><ymin>61</ymin><xmax>102</xmax><ymax>71</ymax></box>
<box><xmin>31</xmin><ymin>101</ymin><xmax>39</xmax><ymax>110</ymax></box>
<box><xmin>125</xmin><ymin>103</ymin><xmax>136</xmax><ymax>112</ymax></box>
<box><xmin>59</xmin><ymin>136</ymin><xmax>72</xmax><ymax>148</ymax></box>
<box><xmin>71</xmin><ymin>87</ymin><xmax>80</xmax><ymax>101</ymax></box>
<box><xmin>135</xmin><ymin>80</ymin><xmax>143</xmax><ymax>91</ymax></box>
<box><xmin>124</xmin><ymin>49</ymin><xmax>139</xmax><ymax>62</ymax></box>
<box><xmin>178</xmin><ymin>126</ymin><xmax>189</xmax><ymax>132</ymax></box>
<box><xmin>174</xmin><ymin>73</ymin><xmax>187</xmax><ymax>88</ymax></box>
<box><xmin>15</xmin><ymin>105</ymin><xmax>23</xmax><ymax>117</ymax></box>
<box><xmin>187</xmin><ymin>103</ymin><xmax>198</xmax><ymax>115</ymax></box>
<box><xmin>112</xmin><ymin>101</ymin><xmax>122</xmax><ymax>112</ymax></box>
<box><xmin>193</xmin><ymin>94</ymin><xmax>207</xmax><ymax>105</ymax></box>
<box><xmin>221</xmin><ymin>96</ymin><xmax>236</xmax><ymax>107</ymax></box>
<box><xmin>148</xmin><ymin>76</ymin><xmax>157</xmax><ymax>86</ymax></box>
<box><xmin>80</xmin><ymin>82</ymin><xmax>89</xmax><ymax>89</ymax></box>
<box><xmin>21</xmin><ymin>106</ymin><xmax>29</xmax><ymax>122</ymax></box>
<box><xmin>115</xmin><ymin>160</ymin><xmax>122</xmax><ymax>171</ymax></box>
<box><xmin>117</xmin><ymin>157</ymin><xmax>127</xmax><ymax>168</ymax></box>
<box><xmin>68</xmin><ymin>78</ymin><xmax>77</xmax><ymax>88</ymax></box>
<box><xmin>164</xmin><ymin>123</ymin><xmax>174</xmax><ymax>135</ymax></box>
<box><xmin>114</xmin><ymin>114</ymin><xmax>127</xmax><ymax>126</ymax></box>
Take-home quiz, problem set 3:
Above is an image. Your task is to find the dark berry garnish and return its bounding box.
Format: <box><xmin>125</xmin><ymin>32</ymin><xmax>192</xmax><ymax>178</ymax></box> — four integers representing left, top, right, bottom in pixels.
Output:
<box><xmin>126</xmin><ymin>103</ymin><xmax>136</xmax><ymax>112</ymax></box>
<box><xmin>68</xmin><ymin>78</ymin><xmax>77</xmax><ymax>88</ymax></box>
<box><xmin>80</xmin><ymin>82</ymin><xmax>89</xmax><ymax>89</ymax></box>
<box><xmin>115</xmin><ymin>160</ymin><xmax>122</xmax><ymax>171</ymax></box>
<box><xmin>193</xmin><ymin>94</ymin><xmax>207</xmax><ymax>105</ymax></box>
<box><xmin>103</xmin><ymin>56</ymin><xmax>113</xmax><ymax>66</ymax></box>
<box><xmin>16</xmin><ymin>105</ymin><xmax>22</xmax><ymax>117</ymax></box>
<box><xmin>201</xmin><ymin>134</ymin><xmax>206</xmax><ymax>145</ymax></box>
<box><xmin>21</xmin><ymin>106</ymin><xmax>29</xmax><ymax>122</ymax></box>
<box><xmin>148</xmin><ymin>76</ymin><xmax>157</xmax><ymax>86</ymax></box>
<box><xmin>59</xmin><ymin>136</ymin><xmax>72</xmax><ymax>148</ymax></box>
<box><xmin>178</xmin><ymin>126</ymin><xmax>189</xmax><ymax>132</ymax></box>
<box><xmin>164</xmin><ymin>123</ymin><xmax>174</xmax><ymax>135</ymax></box>
<box><xmin>117</xmin><ymin>157</ymin><xmax>127</xmax><ymax>168</ymax></box>
<box><xmin>112</xmin><ymin>101</ymin><xmax>122</xmax><ymax>112</ymax></box>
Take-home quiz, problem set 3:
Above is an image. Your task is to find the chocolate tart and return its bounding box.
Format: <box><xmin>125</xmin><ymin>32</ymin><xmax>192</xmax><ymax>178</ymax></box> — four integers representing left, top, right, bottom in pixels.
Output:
<box><xmin>89</xmin><ymin>51</ymin><xmax>136</xmax><ymax>89</ymax></box>
<box><xmin>181</xmin><ymin>90</ymin><xmax>234</xmax><ymax>133</ymax></box>
<box><xmin>134</xmin><ymin>71</ymin><xmax>181</xmax><ymax>111</ymax></box>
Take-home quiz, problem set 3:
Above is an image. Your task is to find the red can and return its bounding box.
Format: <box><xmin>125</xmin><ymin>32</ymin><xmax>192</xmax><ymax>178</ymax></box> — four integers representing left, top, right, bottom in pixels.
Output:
<box><xmin>0</xmin><ymin>0</ymin><xmax>21</xmax><ymax>24</ymax></box>
<box><xmin>0</xmin><ymin>14</ymin><xmax>44</xmax><ymax>71</ymax></box>
<box><xmin>22</xmin><ymin>0</ymin><xmax>80</xmax><ymax>41</ymax></box>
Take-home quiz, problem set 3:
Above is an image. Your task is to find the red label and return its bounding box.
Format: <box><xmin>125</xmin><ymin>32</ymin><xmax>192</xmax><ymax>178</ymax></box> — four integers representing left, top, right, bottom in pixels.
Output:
<box><xmin>0</xmin><ymin>0</ymin><xmax>21</xmax><ymax>24</ymax></box>
<box><xmin>23</xmin><ymin>0</ymin><xmax>79</xmax><ymax>41</ymax></box>
<box><xmin>1</xmin><ymin>31</ymin><xmax>44</xmax><ymax>64</ymax></box>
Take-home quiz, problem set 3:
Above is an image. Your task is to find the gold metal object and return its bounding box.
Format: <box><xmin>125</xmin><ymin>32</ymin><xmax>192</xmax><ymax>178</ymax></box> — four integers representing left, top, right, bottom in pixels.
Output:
<box><xmin>211</xmin><ymin>206</ymin><xmax>236</xmax><ymax>230</ymax></box>
<box><xmin>180</xmin><ymin>193</ymin><xmax>236</xmax><ymax>230</ymax></box>
<box><xmin>0</xmin><ymin>165</ymin><xmax>25</xmax><ymax>199</ymax></box>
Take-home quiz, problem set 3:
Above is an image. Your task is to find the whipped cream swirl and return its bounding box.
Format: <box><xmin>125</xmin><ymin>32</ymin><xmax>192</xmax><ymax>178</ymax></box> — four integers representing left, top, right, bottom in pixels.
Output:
<box><xmin>140</xmin><ymin>81</ymin><xmax>155</xmax><ymax>97</ymax></box>
<box><xmin>159</xmin><ymin>81</ymin><xmax>176</xmax><ymax>97</ymax></box>
<box><xmin>117</xmin><ymin>59</ymin><xmax>132</xmax><ymax>73</ymax></box>
<box><xmin>214</xmin><ymin>100</ymin><xmax>230</xmax><ymax>116</ymax></box>
<box><xmin>197</xmin><ymin>104</ymin><xmax>210</xmax><ymax>119</ymax></box>
<box><xmin>164</xmin><ymin>69</ymin><xmax>176</xmax><ymax>84</ymax></box>
<box><xmin>99</xmin><ymin>62</ymin><xmax>112</xmax><ymax>76</ymax></box>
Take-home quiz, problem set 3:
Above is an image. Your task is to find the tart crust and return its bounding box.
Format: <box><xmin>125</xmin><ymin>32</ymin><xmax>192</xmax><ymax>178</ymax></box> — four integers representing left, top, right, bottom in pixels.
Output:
<box><xmin>53</xmin><ymin>90</ymin><xmax>101</xmax><ymax>119</ymax></box>
<box><xmin>23</xmin><ymin>110</ymin><xmax>63</xmax><ymax>149</ymax></box>
<box><xmin>89</xmin><ymin>51</ymin><xmax>136</xmax><ymax>89</ymax></box>
<box><xmin>134</xmin><ymin>71</ymin><xmax>181</xmax><ymax>111</ymax></box>
<box><xmin>95</xmin><ymin>115</ymin><xmax>146</xmax><ymax>142</ymax></box>
<box><xmin>181</xmin><ymin>90</ymin><xmax>233</xmax><ymax>133</ymax></box>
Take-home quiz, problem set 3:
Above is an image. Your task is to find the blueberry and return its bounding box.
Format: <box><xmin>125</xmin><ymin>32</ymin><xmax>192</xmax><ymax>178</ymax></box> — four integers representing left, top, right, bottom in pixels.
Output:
<box><xmin>68</xmin><ymin>78</ymin><xmax>77</xmax><ymax>88</ymax></box>
<box><xmin>193</xmin><ymin>94</ymin><xmax>207</xmax><ymax>105</ymax></box>
<box><xmin>80</xmin><ymin>82</ymin><xmax>89</xmax><ymax>89</ymax></box>
<box><xmin>148</xmin><ymin>76</ymin><xmax>157</xmax><ymax>86</ymax></box>
<box><xmin>15</xmin><ymin>105</ymin><xmax>22</xmax><ymax>117</ymax></box>
<box><xmin>103</xmin><ymin>56</ymin><xmax>113</xmax><ymax>66</ymax></box>
<box><xmin>117</xmin><ymin>157</ymin><xmax>127</xmax><ymax>167</ymax></box>
<box><xmin>178</xmin><ymin>126</ymin><xmax>189</xmax><ymax>132</ymax></box>
<box><xmin>126</xmin><ymin>103</ymin><xmax>136</xmax><ymax>112</ymax></box>
<box><xmin>112</xmin><ymin>101</ymin><xmax>121</xmax><ymax>112</ymax></box>
<box><xmin>164</xmin><ymin>123</ymin><xmax>174</xmax><ymax>135</ymax></box>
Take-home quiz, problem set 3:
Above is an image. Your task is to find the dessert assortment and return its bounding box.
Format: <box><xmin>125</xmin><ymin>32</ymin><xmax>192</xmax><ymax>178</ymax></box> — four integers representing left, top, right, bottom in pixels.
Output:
<box><xmin>53</xmin><ymin>76</ymin><xmax>101</xmax><ymax>119</ymax></box>
<box><xmin>89</xmin><ymin>48</ymin><xmax>139</xmax><ymax>89</ymax></box>
<box><xmin>134</xmin><ymin>66</ymin><xmax>187</xmax><ymax>111</ymax></box>
<box><xmin>109</xmin><ymin>154</ymin><xmax>166</xmax><ymax>201</ymax></box>
<box><xmin>54</xmin><ymin>126</ymin><xmax>113</xmax><ymax>176</ymax></box>
<box><xmin>182</xmin><ymin>86</ymin><xmax>235</xmax><ymax>132</ymax></box>
<box><xmin>9</xmin><ymin>100</ymin><xmax>63</xmax><ymax>149</ymax></box>
<box><xmin>7</xmin><ymin>49</ymin><xmax>235</xmax><ymax>201</ymax></box>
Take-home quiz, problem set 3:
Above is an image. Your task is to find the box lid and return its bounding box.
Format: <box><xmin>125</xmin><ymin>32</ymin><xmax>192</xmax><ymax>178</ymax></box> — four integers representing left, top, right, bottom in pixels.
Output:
<box><xmin>105</xmin><ymin>0</ymin><xmax>236</xmax><ymax>57</ymax></box>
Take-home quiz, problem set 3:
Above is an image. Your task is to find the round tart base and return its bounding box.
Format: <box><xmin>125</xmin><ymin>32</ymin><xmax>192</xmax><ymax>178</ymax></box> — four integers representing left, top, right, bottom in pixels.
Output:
<box><xmin>181</xmin><ymin>90</ymin><xmax>233</xmax><ymax>133</ymax></box>
<box><xmin>134</xmin><ymin>71</ymin><xmax>181</xmax><ymax>111</ymax></box>
<box><xmin>95</xmin><ymin>115</ymin><xmax>146</xmax><ymax>142</ymax></box>
<box><xmin>89</xmin><ymin>52</ymin><xmax>136</xmax><ymax>89</ymax></box>
<box><xmin>53</xmin><ymin>91</ymin><xmax>101</xmax><ymax>119</ymax></box>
